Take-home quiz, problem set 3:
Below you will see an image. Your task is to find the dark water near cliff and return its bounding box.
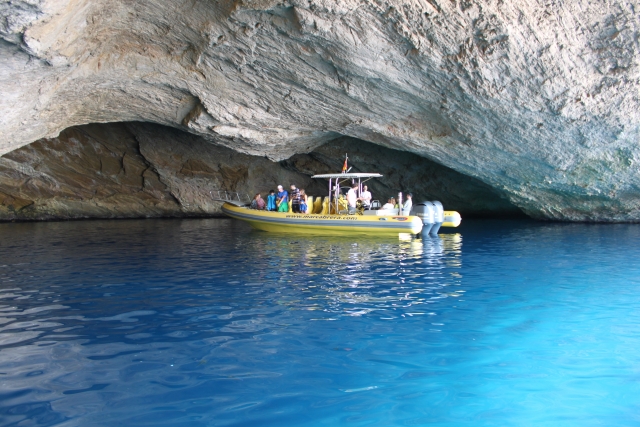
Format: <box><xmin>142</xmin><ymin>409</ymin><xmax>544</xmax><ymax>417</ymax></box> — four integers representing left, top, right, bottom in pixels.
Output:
<box><xmin>0</xmin><ymin>219</ymin><xmax>639</xmax><ymax>426</ymax></box>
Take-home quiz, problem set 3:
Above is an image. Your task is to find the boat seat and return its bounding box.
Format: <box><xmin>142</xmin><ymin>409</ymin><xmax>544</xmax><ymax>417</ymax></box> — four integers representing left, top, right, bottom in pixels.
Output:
<box><xmin>313</xmin><ymin>196</ymin><xmax>322</xmax><ymax>214</ymax></box>
<box><xmin>321</xmin><ymin>197</ymin><xmax>329</xmax><ymax>215</ymax></box>
<box><xmin>305</xmin><ymin>196</ymin><xmax>313</xmax><ymax>214</ymax></box>
<box><xmin>337</xmin><ymin>196</ymin><xmax>349</xmax><ymax>215</ymax></box>
<box><xmin>370</xmin><ymin>200</ymin><xmax>381</xmax><ymax>210</ymax></box>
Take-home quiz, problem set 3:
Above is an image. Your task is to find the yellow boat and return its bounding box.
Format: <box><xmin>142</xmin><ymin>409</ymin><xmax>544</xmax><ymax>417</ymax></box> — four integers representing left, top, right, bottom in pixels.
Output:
<box><xmin>218</xmin><ymin>171</ymin><xmax>461</xmax><ymax>236</ymax></box>
<box><xmin>221</xmin><ymin>202</ymin><xmax>424</xmax><ymax>235</ymax></box>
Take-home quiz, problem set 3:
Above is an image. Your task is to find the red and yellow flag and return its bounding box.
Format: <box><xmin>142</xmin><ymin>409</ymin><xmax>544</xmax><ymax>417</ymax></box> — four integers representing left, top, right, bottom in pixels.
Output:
<box><xmin>342</xmin><ymin>155</ymin><xmax>348</xmax><ymax>173</ymax></box>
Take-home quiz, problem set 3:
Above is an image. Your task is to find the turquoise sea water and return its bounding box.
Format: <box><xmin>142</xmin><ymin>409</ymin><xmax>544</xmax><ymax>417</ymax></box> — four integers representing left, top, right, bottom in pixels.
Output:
<box><xmin>0</xmin><ymin>218</ymin><xmax>639</xmax><ymax>426</ymax></box>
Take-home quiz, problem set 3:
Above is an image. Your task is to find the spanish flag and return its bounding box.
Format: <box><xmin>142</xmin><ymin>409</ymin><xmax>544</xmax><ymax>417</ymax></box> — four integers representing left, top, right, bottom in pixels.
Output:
<box><xmin>342</xmin><ymin>155</ymin><xmax>348</xmax><ymax>173</ymax></box>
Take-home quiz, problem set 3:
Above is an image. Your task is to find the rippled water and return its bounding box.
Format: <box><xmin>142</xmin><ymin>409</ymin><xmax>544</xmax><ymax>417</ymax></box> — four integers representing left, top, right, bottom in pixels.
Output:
<box><xmin>1</xmin><ymin>218</ymin><xmax>639</xmax><ymax>426</ymax></box>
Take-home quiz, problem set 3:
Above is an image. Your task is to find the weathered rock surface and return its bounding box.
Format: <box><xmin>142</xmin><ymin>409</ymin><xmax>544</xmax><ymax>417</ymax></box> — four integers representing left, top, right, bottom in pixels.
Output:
<box><xmin>0</xmin><ymin>122</ymin><xmax>323</xmax><ymax>220</ymax></box>
<box><xmin>1</xmin><ymin>1</ymin><xmax>639</xmax><ymax>220</ymax></box>
<box><xmin>0</xmin><ymin>122</ymin><xmax>521</xmax><ymax>220</ymax></box>
<box><xmin>286</xmin><ymin>138</ymin><xmax>523</xmax><ymax>217</ymax></box>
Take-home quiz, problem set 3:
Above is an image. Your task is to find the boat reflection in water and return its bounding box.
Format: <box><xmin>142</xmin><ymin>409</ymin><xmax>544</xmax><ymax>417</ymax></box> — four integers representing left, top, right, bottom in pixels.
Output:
<box><xmin>243</xmin><ymin>231</ymin><xmax>464</xmax><ymax>320</ymax></box>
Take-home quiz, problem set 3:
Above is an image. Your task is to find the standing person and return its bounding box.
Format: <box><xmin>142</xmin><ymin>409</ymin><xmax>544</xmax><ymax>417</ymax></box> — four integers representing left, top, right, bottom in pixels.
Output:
<box><xmin>360</xmin><ymin>185</ymin><xmax>372</xmax><ymax>209</ymax></box>
<box><xmin>346</xmin><ymin>183</ymin><xmax>358</xmax><ymax>214</ymax></box>
<box><xmin>299</xmin><ymin>189</ymin><xmax>308</xmax><ymax>214</ymax></box>
<box><xmin>402</xmin><ymin>192</ymin><xmax>413</xmax><ymax>215</ymax></box>
<box><xmin>290</xmin><ymin>184</ymin><xmax>301</xmax><ymax>213</ymax></box>
<box><xmin>276</xmin><ymin>185</ymin><xmax>289</xmax><ymax>212</ymax></box>
<box><xmin>266</xmin><ymin>190</ymin><xmax>277</xmax><ymax>211</ymax></box>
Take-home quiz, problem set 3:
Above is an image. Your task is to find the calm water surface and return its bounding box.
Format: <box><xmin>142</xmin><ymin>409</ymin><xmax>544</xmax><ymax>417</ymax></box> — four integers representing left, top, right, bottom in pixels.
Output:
<box><xmin>0</xmin><ymin>219</ymin><xmax>639</xmax><ymax>426</ymax></box>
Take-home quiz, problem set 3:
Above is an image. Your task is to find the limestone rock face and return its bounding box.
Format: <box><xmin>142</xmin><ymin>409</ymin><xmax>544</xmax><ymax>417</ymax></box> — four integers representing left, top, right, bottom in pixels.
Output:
<box><xmin>0</xmin><ymin>122</ymin><xmax>520</xmax><ymax>220</ymax></box>
<box><xmin>0</xmin><ymin>122</ymin><xmax>327</xmax><ymax>220</ymax></box>
<box><xmin>1</xmin><ymin>1</ymin><xmax>640</xmax><ymax>221</ymax></box>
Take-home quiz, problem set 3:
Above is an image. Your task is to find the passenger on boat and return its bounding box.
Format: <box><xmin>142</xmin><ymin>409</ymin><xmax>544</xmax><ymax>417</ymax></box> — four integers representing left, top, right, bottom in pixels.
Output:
<box><xmin>402</xmin><ymin>192</ymin><xmax>413</xmax><ymax>215</ymax></box>
<box><xmin>290</xmin><ymin>184</ymin><xmax>301</xmax><ymax>213</ymax></box>
<box><xmin>266</xmin><ymin>190</ymin><xmax>277</xmax><ymax>211</ymax></box>
<box><xmin>299</xmin><ymin>189</ymin><xmax>308</xmax><ymax>214</ymax></box>
<box><xmin>250</xmin><ymin>193</ymin><xmax>266</xmax><ymax>210</ymax></box>
<box><xmin>346</xmin><ymin>183</ymin><xmax>358</xmax><ymax>214</ymax></box>
<box><xmin>276</xmin><ymin>185</ymin><xmax>289</xmax><ymax>212</ymax></box>
<box><xmin>382</xmin><ymin>198</ymin><xmax>395</xmax><ymax>210</ymax></box>
<box><xmin>360</xmin><ymin>185</ymin><xmax>372</xmax><ymax>209</ymax></box>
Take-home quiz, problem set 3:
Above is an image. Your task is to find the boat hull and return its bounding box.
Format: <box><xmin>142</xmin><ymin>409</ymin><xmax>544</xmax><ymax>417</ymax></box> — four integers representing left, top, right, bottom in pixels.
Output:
<box><xmin>221</xmin><ymin>203</ymin><xmax>424</xmax><ymax>235</ymax></box>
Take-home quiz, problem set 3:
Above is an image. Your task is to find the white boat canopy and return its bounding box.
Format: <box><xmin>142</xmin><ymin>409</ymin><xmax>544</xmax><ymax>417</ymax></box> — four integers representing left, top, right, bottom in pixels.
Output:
<box><xmin>311</xmin><ymin>173</ymin><xmax>383</xmax><ymax>179</ymax></box>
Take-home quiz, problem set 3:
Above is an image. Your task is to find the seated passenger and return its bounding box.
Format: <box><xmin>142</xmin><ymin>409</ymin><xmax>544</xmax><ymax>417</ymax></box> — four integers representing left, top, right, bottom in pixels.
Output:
<box><xmin>250</xmin><ymin>193</ymin><xmax>265</xmax><ymax>210</ymax></box>
<box><xmin>382</xmin><ymin>198</ymin><xmax>395</xmax><ymax>210</ymax></box>
<box><xmin>266</xmin><ymin>190</ymin><xmax>277</xmax><ymax>211</ymax></box>
<box><xmin>299</xmin><ymin>189</ymin><xmax>308</xmax><ymax>214</ymax></box>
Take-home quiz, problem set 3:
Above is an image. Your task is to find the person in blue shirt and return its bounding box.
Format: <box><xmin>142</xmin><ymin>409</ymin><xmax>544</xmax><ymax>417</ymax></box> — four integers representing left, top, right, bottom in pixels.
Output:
<box><xmin>276</xmin><ymin>185</ymin><xmax>289</xmax><ymax>212</ymax></box>
<box><xmin>299</xmin><ymin>189</ymin><xmax>308</xmax><ymax>213</ymax></box>
<box><xmin>266</xmin><ymin>190</ymin><xmax>277</xmax><ymax>211</ymax></box>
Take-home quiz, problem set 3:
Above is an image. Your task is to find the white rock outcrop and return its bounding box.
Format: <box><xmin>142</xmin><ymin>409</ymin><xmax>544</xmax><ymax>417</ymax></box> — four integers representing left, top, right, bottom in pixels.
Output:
<box><xmin>1</xmin><ymin>0</ymin><xmax>639</xmax><ymax>220</ymax></box>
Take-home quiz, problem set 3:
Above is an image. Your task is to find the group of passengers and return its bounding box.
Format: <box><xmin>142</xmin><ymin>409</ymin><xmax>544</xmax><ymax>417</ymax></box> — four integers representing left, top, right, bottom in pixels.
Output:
<box><xmin>347</xmin><ymin>184</ymin><xmax>412</xmax><ymax>214</ymax></box>
<box><xmin>381</xmin><ymin>193</ymin><xmax>413</xmax><ymax>214</ymax></box>
<box><xmin>250</xmin><ymin>183</ymin><xmax>413</xmax><ymax>215</ymax></box>
<box><xmin>250</xmin><ymin>184</ymin><xmax>309</xmax><ymax>213</ymax></box>
<box><xmin>345</xmin><ymin>184</ymin><xmax>372</xmax><ymax>214</ymax></box>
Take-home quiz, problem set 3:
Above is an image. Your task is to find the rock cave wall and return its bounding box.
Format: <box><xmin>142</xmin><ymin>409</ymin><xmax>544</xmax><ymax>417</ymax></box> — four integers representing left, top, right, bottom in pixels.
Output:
<box><xmin>1</xmin><ymin>1</ymin><xmax>639</xmax><ymax>221</ymax></box>
<box><xmin>0</xmin><ymin>122</ymin><xmax>522</xmax><ymax>221</ymax></box>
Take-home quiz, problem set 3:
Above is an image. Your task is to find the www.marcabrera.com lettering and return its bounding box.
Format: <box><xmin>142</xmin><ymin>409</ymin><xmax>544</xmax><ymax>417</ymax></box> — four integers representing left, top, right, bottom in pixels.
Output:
<box><xmin>285</xmin><ymin>215</ymin><xmax>358</xmax><ymax>220</ymax></box>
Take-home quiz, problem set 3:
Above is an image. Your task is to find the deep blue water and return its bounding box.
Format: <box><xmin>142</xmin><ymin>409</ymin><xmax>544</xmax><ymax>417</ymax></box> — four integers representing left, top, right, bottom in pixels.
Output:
<box><xmin>1</xmin><ymin>218</ymin><xmax>639</xmax><ymax>426</ymax></box>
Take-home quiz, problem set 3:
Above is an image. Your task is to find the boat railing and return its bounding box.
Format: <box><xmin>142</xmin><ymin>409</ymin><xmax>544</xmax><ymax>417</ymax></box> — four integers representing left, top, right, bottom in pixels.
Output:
<box><xmin>210</xmin><ymin>190</ymin><xmax>251</xmax><ymax>206</ymax></box>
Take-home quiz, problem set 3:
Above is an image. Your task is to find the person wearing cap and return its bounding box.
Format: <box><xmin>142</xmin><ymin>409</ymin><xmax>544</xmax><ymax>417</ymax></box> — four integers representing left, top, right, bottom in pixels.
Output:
<box><xmin>276</xmin><ymin>185</ymin><xmax>289</xmax><ymax>212</ymax></box>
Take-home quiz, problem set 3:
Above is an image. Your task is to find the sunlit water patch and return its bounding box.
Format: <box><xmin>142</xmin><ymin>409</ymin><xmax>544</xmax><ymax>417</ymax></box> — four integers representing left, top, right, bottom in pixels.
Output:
<box><xmin>0</xmin><ymin>219</ymin><xmax>639</xmax><ymax>426</ymax></box>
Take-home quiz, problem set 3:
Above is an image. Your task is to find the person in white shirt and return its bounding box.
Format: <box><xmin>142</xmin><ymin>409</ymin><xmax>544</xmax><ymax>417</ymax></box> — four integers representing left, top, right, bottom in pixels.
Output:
<box><xmin>360</xmin><ymin>185</ymin><xmax>372</xmax><ymax>209</ymax></box>
<box><xmin>402</xmin><ymin>192</ymin><xmax>413</xmax><ymax>215</ymax></box>
<box><xmin>382</xmin><ymin>198</ymin><xmax>394</xmax><ymax>210</ymax></box>
<box><xmin>346</xmin><ymin>183</ymin><xmax>358</xmax><ymax>214</ymax></box>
